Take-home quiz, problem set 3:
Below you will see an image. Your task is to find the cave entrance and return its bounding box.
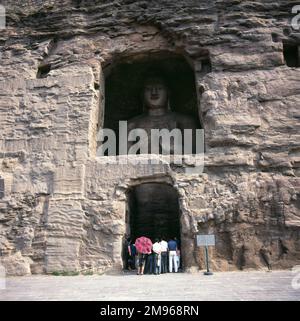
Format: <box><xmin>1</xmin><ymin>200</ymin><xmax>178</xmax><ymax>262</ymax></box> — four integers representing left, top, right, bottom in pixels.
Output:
<box><xmin>126</xmin><ymin>182</ymin><xmax>181</xmax><ymax>249</ymax></box>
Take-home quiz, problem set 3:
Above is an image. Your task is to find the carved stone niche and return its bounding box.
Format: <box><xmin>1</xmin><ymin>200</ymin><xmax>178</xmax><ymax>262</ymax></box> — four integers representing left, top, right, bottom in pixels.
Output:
<box><xmin>100</xmin><ymin>52</ymin><xmax>208</xmax><ymax>156</ymax></box>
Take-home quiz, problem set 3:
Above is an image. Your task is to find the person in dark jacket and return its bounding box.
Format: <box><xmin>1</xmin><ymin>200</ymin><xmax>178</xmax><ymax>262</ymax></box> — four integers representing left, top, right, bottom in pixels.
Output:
<box><xmin>168</xmin><ymin>237</ymin><xmax>178</xmax><ymax>272</ymax></box>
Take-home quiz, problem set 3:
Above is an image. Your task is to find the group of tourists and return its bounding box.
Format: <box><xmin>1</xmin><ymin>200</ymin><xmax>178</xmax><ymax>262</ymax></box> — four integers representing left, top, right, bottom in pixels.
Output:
<box><xmin>124</xmin><ymin>237</ymin><xmax>181</xmax><ymax>275</ymax></box>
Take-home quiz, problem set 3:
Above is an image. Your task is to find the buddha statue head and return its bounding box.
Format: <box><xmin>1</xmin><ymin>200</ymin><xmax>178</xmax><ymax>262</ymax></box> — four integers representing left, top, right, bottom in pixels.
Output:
<box><xmin>142</xmin><ymin>76</ymin><xmax>169</xmax><ymax>113</ymax></box>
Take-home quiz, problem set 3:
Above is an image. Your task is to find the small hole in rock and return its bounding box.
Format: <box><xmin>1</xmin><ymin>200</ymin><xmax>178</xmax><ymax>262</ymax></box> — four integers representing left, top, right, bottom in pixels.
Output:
<box><xmin>37</xmin><ymin>64</ymin><xmax>52</xmax><ymax>78</ymax></box>
<box><xmin>283</xmin><ymin>43</ymin><xmax>299</xmax><ymax>67</ymax></box>
<box><xmin>72</xmin><ymin>0</ymin><xmax>82</xmax><ymax>8</ymax></box>
<box><xmin>198</xmin><ymin>85</ymin><xmax>205</xmax><ymax>96</ymax></box>
<box><xmin>271</xmin><ymin>33</ymin><xmax>280</xmax><ymax>43</ymax></box>
<box><xmin>283</xmin><ymin>28</ymin><xmax>291</xmax><ymax>36</ymax></box>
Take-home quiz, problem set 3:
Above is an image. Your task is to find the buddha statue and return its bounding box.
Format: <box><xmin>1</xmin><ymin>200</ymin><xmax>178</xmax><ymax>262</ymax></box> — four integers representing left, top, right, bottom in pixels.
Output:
<box><xmin>127</xmin><ymin>75</ymin><xmax>198</xmax><ymax>155</ymax></box>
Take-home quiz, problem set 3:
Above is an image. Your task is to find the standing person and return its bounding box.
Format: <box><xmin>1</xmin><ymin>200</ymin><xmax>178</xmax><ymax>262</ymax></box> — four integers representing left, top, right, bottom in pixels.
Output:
<box><xmin>174</xmin><ymin>237</ymin><xmax>181</xmax><ymax>270</ymax></box>
<box><xmin>123</xmin><ymin>236</ymin><xmax>131</xmax><ymax>270</ymax></box>
<box><xmin>174</xmin><ymin>237</ymin><xmax>180</xmax><ymax>251</ymax></box>
<box><xmin>135</xmin><ymin>236</ymin><xmax>153</xmax><ymax>275</ymax></box>
<box><xmin>152</xmin><ymin>238</ymin><xmax>162</xmax><ymax>275</ymax></box>
<box><xmin>168</xmin><ymin>237</ymin><xmax>178</xmax><ymax>273</ymax></box>
<box><xmin>137</xmin><ymin>252</ymin><xmax>146</xmax><ymax>275</ymax></box>
<box><xmin>160</xmin><ymin>237</ymin><xmax>168</xmax><ymax>274</ymax></box>
<box><xmin>150</xmin><ymin>251</ymin><xmax>156</xmax><ymax>274</ymax></box>
<box><xmin>144</xmin><ymin>253</ymin><xmax>149</xmax><ymax>274</ymax></box>
<box><xmin>145</xmin><ymin>249</ymin><xmax>155</xmax><ymax>274</ymax></box>
<box><xmin>129</xmin><ymin>241</ymin><xmax>137</xmax><ymax>270</ymax></box>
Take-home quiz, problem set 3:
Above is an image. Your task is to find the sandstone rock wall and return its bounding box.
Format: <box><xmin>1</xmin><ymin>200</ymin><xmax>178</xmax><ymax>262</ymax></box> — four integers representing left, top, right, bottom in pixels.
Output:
<box><xmin>0</xmin><ymin>0</ymin><xmax>299</xmax><ymax>275</ymax></box>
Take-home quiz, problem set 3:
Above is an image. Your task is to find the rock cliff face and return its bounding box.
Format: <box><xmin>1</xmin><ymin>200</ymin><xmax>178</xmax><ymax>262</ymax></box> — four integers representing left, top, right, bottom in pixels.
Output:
<box><xmin>0</xmin><ymin>0</ymin><xmax>300</xmax><ymax>275</ymax></box>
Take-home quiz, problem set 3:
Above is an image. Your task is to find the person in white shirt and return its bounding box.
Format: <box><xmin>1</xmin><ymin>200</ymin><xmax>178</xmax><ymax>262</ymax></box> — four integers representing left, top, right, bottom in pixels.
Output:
<box><xmin>152</xmin><ymin>239</ymin><xmax>162</xmax><ymax>275</ymax></box>
<box><xmin>160</xmin><ymin>237</ymin><xmax>168</xmax><ymax>273</ymax></box>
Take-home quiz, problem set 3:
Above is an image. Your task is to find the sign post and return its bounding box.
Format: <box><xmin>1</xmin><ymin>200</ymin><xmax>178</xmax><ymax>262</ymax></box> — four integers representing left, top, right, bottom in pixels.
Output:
<box><xmin>0</xmin><ymin>264</ymin><xmax>5</xmax><ymax>290</ymax></box>
<box><xmin>196</xmin><ymin>234</ymin><xmax>215</xmax><ymax>276</ymax></box>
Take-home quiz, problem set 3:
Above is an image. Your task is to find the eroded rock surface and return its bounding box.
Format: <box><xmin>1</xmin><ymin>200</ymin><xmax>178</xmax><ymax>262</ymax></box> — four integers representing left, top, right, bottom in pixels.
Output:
<box><xmin>0</xmin><ymin>0</ymin><xmax>299</xmax><ymax>275</ymax></box>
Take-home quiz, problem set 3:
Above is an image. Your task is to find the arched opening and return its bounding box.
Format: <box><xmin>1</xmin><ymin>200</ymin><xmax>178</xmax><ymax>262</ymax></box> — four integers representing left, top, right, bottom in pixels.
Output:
<box><xmin>101</xmin><ymin>52</ymin><xmax>204</xmax><ymax>155</ymax></box>
<box><xmin>126</xmin><ymin>183</ymin><xmax>181</xmax><ymax>242</ymax></box>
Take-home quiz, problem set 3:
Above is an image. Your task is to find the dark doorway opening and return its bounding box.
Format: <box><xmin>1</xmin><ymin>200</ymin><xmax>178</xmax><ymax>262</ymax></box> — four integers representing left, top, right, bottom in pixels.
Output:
<box><xmin>127</xmin><ymin>183</ymin><xmax>181</xmax><ymax>243</ymax></box>
<box><xmin>283</xmin><ymin>43</ymin><xmax>299</xmax><ymax>67</ymax></box>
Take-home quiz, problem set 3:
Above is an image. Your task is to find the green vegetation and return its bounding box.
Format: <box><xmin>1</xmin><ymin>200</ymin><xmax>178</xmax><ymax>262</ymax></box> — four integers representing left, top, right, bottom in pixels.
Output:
<box><xmin>51</xmin><ymin>271</ymin><xmax>80</xmax><ymax>276</ymax></box>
